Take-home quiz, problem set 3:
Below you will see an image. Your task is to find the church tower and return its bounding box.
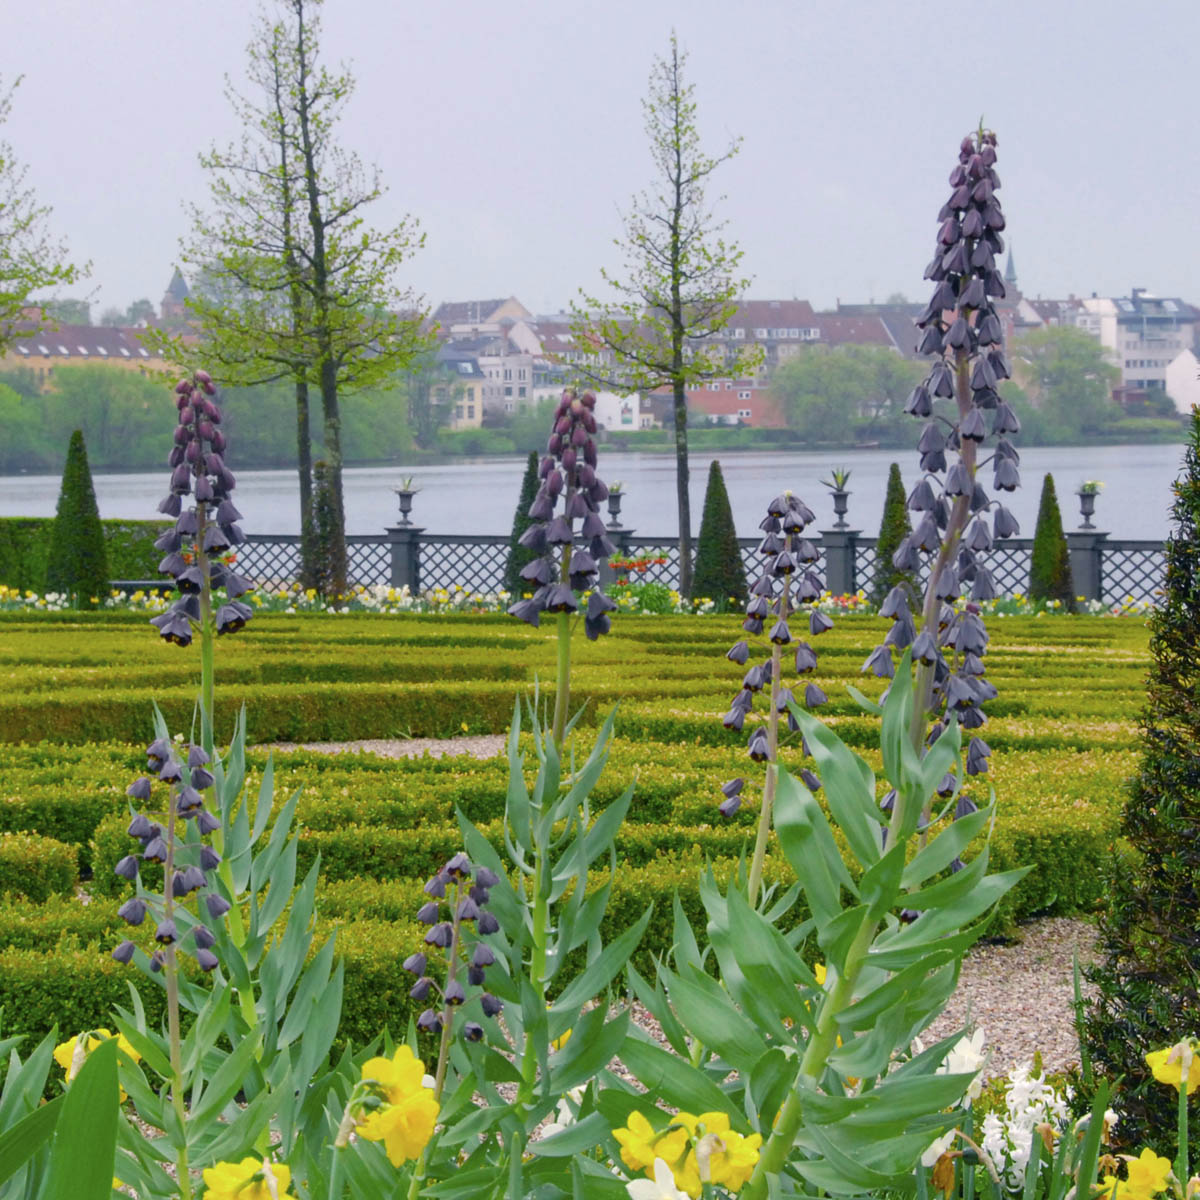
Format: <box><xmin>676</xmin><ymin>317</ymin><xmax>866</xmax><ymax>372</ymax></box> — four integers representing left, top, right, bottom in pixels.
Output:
<box><xmin>160</xmin><ymin>267</ymin><xmax>190</xmax><ymax>325</ymax></box>
<box><xmin>1003</xmin><ymin>246</ymin><xmax>1018</xmax><ymax>295</ymax></box>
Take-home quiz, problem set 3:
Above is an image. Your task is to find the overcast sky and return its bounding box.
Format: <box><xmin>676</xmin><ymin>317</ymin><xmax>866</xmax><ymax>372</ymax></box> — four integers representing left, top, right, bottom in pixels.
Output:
<box><xmin>6</xmin><ymin>0</ymin><xmax>1198</xmax><ymax>320</ymax></box>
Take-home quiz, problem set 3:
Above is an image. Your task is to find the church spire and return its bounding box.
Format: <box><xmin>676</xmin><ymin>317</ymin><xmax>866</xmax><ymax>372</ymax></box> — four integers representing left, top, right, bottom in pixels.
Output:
<box><xmin>1004</xmin><ymin>245</ymin><xmax>1018</xmax><ymax>290</ymax></box>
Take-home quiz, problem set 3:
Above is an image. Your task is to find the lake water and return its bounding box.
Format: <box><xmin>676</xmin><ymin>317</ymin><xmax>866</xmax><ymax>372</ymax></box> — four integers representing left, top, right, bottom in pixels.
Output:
<box><xmin>0</xmin><ymin>443</ymin><xmax>1184</xmax><ymax>542</ymax></box>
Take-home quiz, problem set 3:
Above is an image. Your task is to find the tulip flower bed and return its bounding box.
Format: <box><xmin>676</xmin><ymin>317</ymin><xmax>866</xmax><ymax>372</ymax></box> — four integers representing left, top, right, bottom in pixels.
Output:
<box><xmin>0</xmin><ymin>608</ymin><xmax>1149</xmax><ymax>1051</ymax></box>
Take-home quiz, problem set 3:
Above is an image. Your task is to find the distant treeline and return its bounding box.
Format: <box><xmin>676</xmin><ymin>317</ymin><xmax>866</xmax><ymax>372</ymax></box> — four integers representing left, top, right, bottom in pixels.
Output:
<box><xmin>0</xmin><ymin>366</ymin><xmax>416</xmax><ymax>474</ymax></box>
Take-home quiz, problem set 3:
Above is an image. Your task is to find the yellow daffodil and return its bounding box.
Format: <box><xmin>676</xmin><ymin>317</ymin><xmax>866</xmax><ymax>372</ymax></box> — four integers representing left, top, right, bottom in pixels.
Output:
<box><xmin>201</xmin><ymin>1157</ymin><xmax>292</xmax><ymax>1200</ymax></box>
<box><xmin>356</xmin><ymin>1045</ymin><xmax>439</xmax><ymax>1166</ymax></box>
<box><xmin>813</xmin><ymin>962</ymin><xmax>827</xmax><ymax>986</ymax></box>
<box><xmin>1121</xmin><ymin>1148</ymin><xmax>1174</xmax><ymax>1200</ymax></box>
<box><xmin>615</xmin><ymin>1110</ymin><xmax>760</xmax><ymax>1199</ymax></box>
<box><xmin>1146</xmin><ymin>1041</ymin><xmax>1200</xmax><ymax>1095</ymax></box>
<box><xmin>614</xmin><ymin>1110</ymin><xmax>688</xmax><ymax>1175</ymax></box>
<box><xmin>53</xmin><ymin>1030</ymin><xmax>140</xmax><ymax>1101</ymax></box>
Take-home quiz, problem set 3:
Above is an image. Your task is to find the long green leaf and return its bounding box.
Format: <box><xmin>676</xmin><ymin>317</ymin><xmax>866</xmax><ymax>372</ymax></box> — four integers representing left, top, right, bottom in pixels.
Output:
<box><xmin>774</xmin><ymin>766</ymin><xmax>856</xmax><ymax>924</ymax></box>
<box><xmin>618</xmin><ymin>1035</ymin><xmax>740</xmax><ymax>1120</ymax></box>
<box><xmin>549</xmin><ymin>907</ymin><xmax>651</xmax><ymax>1017</ymax></box>
<box><xmin>42</xmin><ymin>1037</ymin><xmax>119</xmax><ymax>1200</ymax></box>
<box><xmin>0</xmin><ymin>1094</ymin><xmax>63</xmax><ymax>1187</ymax></box>
<box><xmin>790</xmin><ymin>705</ymin><xmax>882</xmax><ymax>866</ymax></box>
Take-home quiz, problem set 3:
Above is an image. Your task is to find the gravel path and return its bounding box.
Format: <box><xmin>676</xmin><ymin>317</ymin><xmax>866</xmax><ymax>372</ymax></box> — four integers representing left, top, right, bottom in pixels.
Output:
<box><xmin>268</xmin><ymin>736</ymin><xmax>1097</xmax><ymax>1078</ymax></box>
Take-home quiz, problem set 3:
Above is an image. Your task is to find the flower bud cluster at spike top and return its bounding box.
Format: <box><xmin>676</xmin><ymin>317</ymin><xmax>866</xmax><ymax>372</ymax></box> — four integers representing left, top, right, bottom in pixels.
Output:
<box><xmin>150</xmin><ymin>370</ymin><xmax>253</xmax><ymax>645</ymax></box>
<box><xmin>507</xmin><ymin>387</ymin><xmax>617</xmax><ymax>639</ymax></box>
<box><xmin>111</xmin><ymin>737</ymin><xmax>227</xmax><ymax>974</ymax></box>
<box><xmin>862</xmin><ymin>127</ymin><xmax>1016</xmax><ymax>780</ymax></box>
<box><xmin>717</xmin><ymin>491</ymin><xmax>829</xmax><ymax>817</ymax></box>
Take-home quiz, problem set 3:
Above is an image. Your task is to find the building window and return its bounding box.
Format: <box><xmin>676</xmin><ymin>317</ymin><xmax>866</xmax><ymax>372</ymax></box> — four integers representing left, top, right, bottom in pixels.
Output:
<box><xmin>467</xmin><ymin>405</ymin><xmax>475</xmax><ymax>418</ymax></box>
<box><xmin>455</xmin><ymin>405</ymin><xmax>464</xmax><ymax>419</ymax></box>
<box><xmin>738</xmin><ymin>408</ymin><xmax>751</xmax><ymax>419</ymax></box>
<box><xmin>518</xmin><ymin>367</ymin><xmax>526</xmax><ymax>379</ymax></box>
<box><xmin>738</xmin><ymin>390</ymin><xmax>751</xmax><ymax>400</ymax></box>
<box><xmin>754</xmin><ymin>328</ymin><xmax>767</xmax><ymax>338</ymax></box>
<box><xmin>725</xmin><ymin>381</ymin><xmax>733</xmax><ymax>390</ymax></box>
<box><xmin>518</xmin><ymin>386</ymin><xmax>526</xmax><ymax>397</ymax></box>
<box><xmin>503</xmin><ymin>368</ymin><xmax>512</xmax><ymax>381</ymax></box>
<box><xmin>733</xmin><ymin>328</ymin><xmax>745</xmax><ymax>339</ymax></box>
<box><xmin>505</xmin><ymin>385</ymin><xmax>513</xmax><ymax>396</ymax></box>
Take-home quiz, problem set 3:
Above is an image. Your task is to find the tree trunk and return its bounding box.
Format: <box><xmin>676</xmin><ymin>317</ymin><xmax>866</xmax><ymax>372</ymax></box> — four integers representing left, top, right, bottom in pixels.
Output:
<box><xmin>295</xmin><ymin>378</ymin><xmax>317</xmax><ymax>587</ymax></box>
<box><xmin>294</xmin><ymin>0</ymin><xmax>347</xmax><ymax>597</ymax></box>
<box><xmin>673</xmin><ymin>381</ymin><xmax>693</xmax><ymax>598</ymax></box>
<box><xmin>318</xmin><ymin>355</ymin><xmax>347</xmax><ymax>594</ymax></box>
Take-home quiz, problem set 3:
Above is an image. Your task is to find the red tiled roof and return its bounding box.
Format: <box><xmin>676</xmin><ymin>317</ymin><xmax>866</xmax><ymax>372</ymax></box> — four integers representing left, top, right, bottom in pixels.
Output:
<box><xmin>811</xmin><ymin>314</ymin><xmax>895</xmax><ymax>348</ymax></box>
<box><xmin>6</xmin><ymin>322</ymin><xmax>158</xmax><ymax>361</ymax></box>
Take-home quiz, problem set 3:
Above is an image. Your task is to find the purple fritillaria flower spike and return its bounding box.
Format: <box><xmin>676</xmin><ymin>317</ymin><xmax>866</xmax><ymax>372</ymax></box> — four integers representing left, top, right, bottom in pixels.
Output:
<box><xmin>152</xmin><ymin>370</ymin><xmax>254</xmax><ymax>648</ymax></box>
<box><xmin>508</xmin><ymin>389</ymin><xmax>615</xmax><ymax>639</ymax></box>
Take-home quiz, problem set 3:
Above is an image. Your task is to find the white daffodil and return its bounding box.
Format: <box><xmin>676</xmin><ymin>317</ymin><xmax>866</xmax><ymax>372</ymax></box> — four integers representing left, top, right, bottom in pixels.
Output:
<box><xmin>922</xmin><ymin>1131</ymin><xmax>956</xmax><ymax>1168</ymax></box>
<box><xmin>626</xmin><ymin>1158</ymin><xmax>688</xmax><ymax>1200</ymax></box>
<box><xmin>940</xmin><ymin>1028</ymin><xmax>988</xmax><ymax>1101</ymax></box>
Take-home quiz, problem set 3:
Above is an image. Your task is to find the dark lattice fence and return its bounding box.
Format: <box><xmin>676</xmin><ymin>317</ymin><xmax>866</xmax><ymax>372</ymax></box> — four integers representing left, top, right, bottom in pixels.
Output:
<box><xmin>235</xmin><ymin>536</ymin><xmax>304</xmax><ymax>588</ymax></box>
<box><xmin>1101</xmin><ymin>543</ymin><xmax>1166</xmax><ymax>605</ymax></box>
<box><xmin>619</xmin><ymin>537</ymin><xmax>684</xmax><ymax>590</ymax></box>
<box><xmin>418</xmin><ymin>535</ymin><xmax>510</xmax><ymax>595</ymax></box>
<box><xmin>138</xmin><ymin>528</ymin><xmax>1166</xmax><ymax>607</ymax></box>
<box><xmin>345</xmin><ymin>537</ymin><xmax>392</xmax><ymax>587</ymax></box>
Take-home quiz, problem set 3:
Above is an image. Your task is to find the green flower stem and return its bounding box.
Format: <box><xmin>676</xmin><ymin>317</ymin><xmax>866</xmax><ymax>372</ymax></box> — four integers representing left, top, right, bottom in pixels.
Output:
<box><xmin>551</xmin><ymin>534</ymin><xmax>574</xmax><ymax>748</ymax></box>
<box><xmin>433</xmin><ymin>882</ymin><xmax>465</xmax><ymax>1104</ymax></box>
<box><xmin>163</xmin><ymin>786</ymin><xmax>193</xmax><ymax>1200</ymax></box>
<box><xmin>195</xmin><ymin>501</ymin><xmax>215</xmax><ymax>759</ymax></box>
<box><xmin>910</xmin><ymin>347</ymin><xmax>976</xmax><ymax>833</ymax></box>
<box><xmin>748</xmin><ymin>551</ymin><xmax>792</xmax><ymax>903</ymax></box>
<box><xmin>742</xmin><ymin>910</ymin><xmax>878</xmax><ymax>1200</ymax></box>
<box><xmin>1175</xmin><ymin>1044</ymin><xmax>1190</xmax><ymax>1184</ymax></box>
<box><xmin>518</xmin><ymin>849</ymin><xmax>550</xmax><ymax>1105</ymax></box>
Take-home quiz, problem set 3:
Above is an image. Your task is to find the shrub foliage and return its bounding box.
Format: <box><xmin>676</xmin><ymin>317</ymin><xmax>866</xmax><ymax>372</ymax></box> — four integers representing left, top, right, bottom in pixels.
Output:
<box><xmin>692</xmin><ymin>458</ymin><xmax>748</xmax><ymax>606</ymax></box>
<box><xmin>1029</xmin><ymin>472</ymin><xmax>1074</xmax><ymax>605</ymax></box>
<box><xmin>1084</xmin><ymin>411</ymin><xmax>1200</xmax><ymax>1153</ymax></box>
<box><xmin>45</xmin><ymin>429</ymin><xmax>109</xmax><ymax>605</ymax></box>
<box><xmin>872</xmin><ymin>461</ymin><xmax>912</xmax><ymax>605</ymax></box>
<box><xmin>504</xmin><ymin>450</ymin><xmax>540</xmax><ymax>597</ymax></box>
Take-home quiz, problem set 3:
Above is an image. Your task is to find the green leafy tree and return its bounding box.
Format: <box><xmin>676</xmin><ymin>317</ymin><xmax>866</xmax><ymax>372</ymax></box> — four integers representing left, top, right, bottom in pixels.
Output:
<box><xmin>0</xmin><ymin>77</ymin><xmax>86</xmax><ymax>349</ymax></box>
<box><xmin>45</xmin><ymin>429</ymin><xmax>109</xmax><ymax>606</ymax></box>
<box><xmin>504</xmin><ymin>452</ymin><xmax>541</xmax><ymax>598</ymax></box>
<box><xmin>692</xmin><ymin>459</ymin><xmax>747</xmax><ymax>606</ymax></box>
<box><xmin>572</xmin><ymin>35</ymin><xmax>755</xmax><ymax>598</ymax></box>
<box><xmin>770</xmin><ymin>345</ymin><xmax>925</xmax><ymax>445</ymax></box>
<box><xmin>162</xmin><ymin>0</ymin><xmax>428</xmax><ymax>593</ymax></box>
<box><xmin>1083</xmin><ymin>411</ymin><xmax>1200</xmax><ymax>1157</ymax></box>
<box><xmin>99</xmin><ymin>298</ymin><xmax>155</xmax><ymax>327</ymax></box>
<box><xmin>872</xmin><ymin>461</ymin><xmax>913</xmax><ymax>606</ymax></box>
<box><xmin>40</xmin><ymin>298</ymin><xmax>91</xmax><ymax>325</ymax></box>
<box><xmin>1011</xmin><ymin>326</ymin><xmax>1121</xmax><ymax>440</ymax></box>
<box><xmin>1028</xmin><ymin>473</ymin><xmax>1074</xmax><ymax>605</ymax></box>
<box><xmin>404</xmin><ymin>348</ymin><xmax>457</xmax><ymax>450</ymax></box>
<box><xmin>45</xmin><ymin>366</ymin><xmax>172</xmax><ymax>470</ymax></box>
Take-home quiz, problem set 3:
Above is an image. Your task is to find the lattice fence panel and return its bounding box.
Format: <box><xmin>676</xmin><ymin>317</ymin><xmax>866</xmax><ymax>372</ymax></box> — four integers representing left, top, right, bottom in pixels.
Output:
<box><xmin>620</xmin><ymin>540</ymin><xmax>683</xmax><ymax>591</ymax></box>
<box><xmin>986</xmin><ymin>541</ymin><xmax>1034</xmax><ymax>597</ymax></box>
<box><xmin>419</xmin><ymin>539</ymin><xmax>510</xmax><ymax>596</ymax></box>
<box><xmin>235</xmin><ymin>540</ymin><xmax>303</xmax><ymax>589</ymax></box>
<box><xmin>346</xmin><ymin>541</ymin><xmax>391</xmax><ymax>587</ymax></box>
<box><xmin>854</xmin><ymin>542</ymin><xmax>881</xmax><ymax>598</ymax></box>
<box><xmin>1102</xmin><ymin>546</ymin><xmax>1166</xmax><ymax>605</ymax></box>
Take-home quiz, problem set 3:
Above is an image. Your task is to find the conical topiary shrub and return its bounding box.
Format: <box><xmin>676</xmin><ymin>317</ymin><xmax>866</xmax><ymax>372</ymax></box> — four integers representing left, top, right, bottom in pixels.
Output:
<box><xmin>504</xmin><ymin>451</ymin><xmax>541</xmax><ymax>599</ymax></box>
<box><xmin>871</xmin><ymin>462</ymin><xmax>912</xmax><ymax>606</ymax></box>
<box><xmin>1028</xmin><ymin>472</ymin><xmax>1074</xmax><ymax>606</ymax></box>
<box><xmin>692</xmin><ymin>459</ymin><xmax>747</xmax><ymax>608</ymax></box>
<box><xmin>45</xmin><ymin>429</ymin><xmax>109</xmax><ymax>607</ymax></box>
<box><xmin>1082</xmin><ymin>410</ymin><xmax>1200</xmax><ymax>1158</ymax></box>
